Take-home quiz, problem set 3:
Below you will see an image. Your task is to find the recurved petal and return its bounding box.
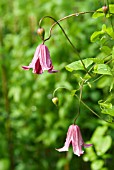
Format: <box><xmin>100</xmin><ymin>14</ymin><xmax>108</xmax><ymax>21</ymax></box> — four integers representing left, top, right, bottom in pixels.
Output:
<box><xmin>56</xmin><ymin>125</ymin><xmax>74</xmax><ymax>153</ymax></box>
<box><xmin>56</xmin><ymin>146</ymin><xmax>69</xmax><ymax>152</ymax></box>
<box><xmin>83</xmin><ymin>143</ymin><xmax>93</xmax><ymax>148</ymax></box>
<box><xmin>73</xmin><ymin>146</ymin><xmax>84</xmax><ymax>157</ymax></box>
<box><xmin>48</xmin><ymin>66</ymin><xmax>58</xmax><ymax>73</ymax></box>
<box><xmin>22</xmin><ymin>66</ymin><xmax>30</xmax><ymax>70</ymax></box>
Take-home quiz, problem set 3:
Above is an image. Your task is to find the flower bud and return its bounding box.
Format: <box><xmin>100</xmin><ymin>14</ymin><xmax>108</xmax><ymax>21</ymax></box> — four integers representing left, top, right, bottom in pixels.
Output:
<box><xmin>37</xmin><ymin>28</ymin><xmax>45</xmax><ymax>40</ymax></box>
<box><xmin>102</xmin><ymin>6</ymin><xmax>109</xmax><ymax>14</ymax></box>
<box><xmin>52</xmin><ymin>97</ymin><xmax>59</xmax><ymax>106</ymax></box>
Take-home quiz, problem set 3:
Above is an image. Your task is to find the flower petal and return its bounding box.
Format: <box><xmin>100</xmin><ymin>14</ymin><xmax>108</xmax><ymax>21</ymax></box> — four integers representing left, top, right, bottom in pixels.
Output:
<box><xmin>72</xmin><ymin>125</ymin><xmax>84</xmax><ymax>156</ymax></box>
<box><xmin>22</xmin><ymin>66</ymin><xmax>30</xmax><ymax>70</ymax></box>
<box><xmin>83</xmin><ymin>144</ymin><xmax>93</xmax><ymax>148</ymax></box>
<box><xmin>33</xmin><ymin>58</ymin><xmax>43</xmax><ymax>74</ymax></box>
<box><xmin>76</xmin><ymin>126</ymin><xmax>92</xmax><ymax>149</ymax></box>
<box><xmin>22</xmin><ymin>44</ymin><xmax>58</xmax><ymax>74</ymax></box>
<box><xmin>56</xmin><ymin>146</ymin><xmax>69</xmax><ymax>152</ymax></box>
<box><xmin>56</xmin><ymin>124</ymin><xmax>92</xmax><ymax>156</ymax></box>
<box><xmin>56</xmin><ymin>125</ymin><xmax>74</xmax><ymax>152</ymax></box>
<box><xmin>48</xmin><ymin>66</ymin><xmax>58</xmax><ymax>73</ymax></box>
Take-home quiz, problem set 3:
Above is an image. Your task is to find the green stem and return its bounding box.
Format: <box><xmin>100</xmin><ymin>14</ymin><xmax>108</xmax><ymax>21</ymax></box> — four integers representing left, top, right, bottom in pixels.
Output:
<box><xmin>73</xmin><ymin>80</ymin><xmax>84</xmax><ymax>124</ymax></box>
<box><xmin>1</xmin><ymin>29</ymin><xmax>15</xmax><ymax>170</ymax></box>
<box><xmin>53</xmin><ymin>86</ymin><xmax>113</xmax><ymax>123</ymax></box>
<box><xmin>74</xmin><ymin>93</ymin><xmax>113</xmax><ymax>123</ymax></box>
<box><xmin>53</xmin><ymin>86</ymin><xmax>68</xmax><ymax>97</ymax></box>
<box><xmin>64</xmin><ymin>153</ymin><xmax>69</xmax><ymax>170</ymax></box>
<box><xmin>39</xmin><ymin>11</ymin><xmax>95</xmax><ymax>40</ymax></box>
<box><xmin>1</xmin><ymin>64</ymin><xmax>15</xmax><ymax>170</ymax></box>
<box><xmin>39</xmin><ymin>11</ymin><xmax>114</xmax><ymax>42</ymax></box>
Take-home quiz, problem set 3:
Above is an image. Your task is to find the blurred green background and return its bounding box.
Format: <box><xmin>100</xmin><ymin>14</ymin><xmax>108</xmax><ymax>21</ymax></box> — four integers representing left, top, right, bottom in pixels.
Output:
<box><xmin>0</xmin><ymin>0</ymin><xmax>114</xmax><ymax>170</ymax></box>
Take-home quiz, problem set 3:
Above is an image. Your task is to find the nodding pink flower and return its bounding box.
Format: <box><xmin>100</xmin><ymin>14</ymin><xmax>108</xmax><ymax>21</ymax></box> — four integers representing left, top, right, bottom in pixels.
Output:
<box><xmin>22</xmin><ymin>44</ymin><xmax>58</xmax><ymax>74</ymax></box>
<box><xmin>56</xmin><ymin>124</ymin><xmax>92</xmax><ymax>156</ymax></box>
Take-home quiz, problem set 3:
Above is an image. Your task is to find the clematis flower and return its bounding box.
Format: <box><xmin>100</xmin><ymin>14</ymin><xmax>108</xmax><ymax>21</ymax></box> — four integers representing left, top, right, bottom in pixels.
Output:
<box><xmin>22</xmin><ymin>44</ymin><xmax>58</xmax><ymax>74</ymax></box>
<box><xmin>56</xmin><ymin>124</ymin><xmax>92</xmax><ymax>156</ymax></box>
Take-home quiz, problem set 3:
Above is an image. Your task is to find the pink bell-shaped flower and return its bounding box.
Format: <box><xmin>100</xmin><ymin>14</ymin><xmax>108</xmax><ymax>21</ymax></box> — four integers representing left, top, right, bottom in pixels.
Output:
<box><xmin>56</xmin><ymin>124</ymin><xmax>92</xmax><ymax>156</ymax></box>
<box><xmin>22</xmin><ymin>44</ymin><xmax>58</xmax><ymax>74</ymax></box>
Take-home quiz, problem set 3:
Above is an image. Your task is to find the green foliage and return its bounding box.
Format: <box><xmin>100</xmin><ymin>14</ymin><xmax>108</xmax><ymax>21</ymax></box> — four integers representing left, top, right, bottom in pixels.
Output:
<box><xmin>92</xmin><ymin>4</ymin><xmax>114</xmax><ymax>18</ymax></box>
<box><xmin>83</xmin><ymin>126</ymin><xmax>112</xmax><ymax>170</ymax></box>
<box><xmin>65</xmin><ymin>58</ymin><xmax>94</xmax><ymax>72</ymax></box>
<box><xmin>0</xmin><ymin>0</ymin><xmax>114</xmax><ymax>170</ymax></box>
<box><xmin>91</xmin><ymin>159</ymin><xmax>104</xmax><ymax>170</ymax></box>
<box><xmin>90</xmin><ymin>24</ymin><xmax>114</xmax><ymax>42</ymax></box>
<box><xmin>93</xmin><ymin>64</ymin><xmax>112</xmax><ymax>75</ymax></box>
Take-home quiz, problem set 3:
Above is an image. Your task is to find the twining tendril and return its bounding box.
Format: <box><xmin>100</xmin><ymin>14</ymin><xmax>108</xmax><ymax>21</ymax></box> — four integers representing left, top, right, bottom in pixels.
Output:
<box><xmin>52</xmin><ymin>85</ymin><xmax>113</xmax><ymax>124</ymax></box>
<box><xmin>38</xmin><ymin>11</ymin><xmax>114</xmax><ymax>76</ymax></box>
<box><xmin>53</xmin><ymin>86</ymin><xmax>82</xmax><ymax>123</ymax></box>
<box><xmin>39</xmin><ymin>11</ymin><xmax>95</xmax><ymax>41</ymax></box>
<box><xmin>39</xmin><ymin>14</ymin><xmax>93</xmax><ymax>76</ymax></box>
<box><xmin>74</xmin><ymin>93</ymin><xmax>113</xmax><ymax>123</ymax></box>
<box><xmin>39</xmin><ymin>11</ymin><xmax>114</xmax><ymax>41</ymax></box>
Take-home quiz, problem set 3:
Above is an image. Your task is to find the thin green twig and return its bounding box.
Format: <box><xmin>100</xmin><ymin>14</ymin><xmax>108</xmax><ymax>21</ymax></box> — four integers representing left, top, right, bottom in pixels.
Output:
<box><xmin>73</xmin><ymin>80</ymin><xmax>84</xmax><ymax>124</ymax></box>
<box><xmin>52</xmin><ymin>86</ymin><xmax>113</xmax><ymax>123</ymax></box>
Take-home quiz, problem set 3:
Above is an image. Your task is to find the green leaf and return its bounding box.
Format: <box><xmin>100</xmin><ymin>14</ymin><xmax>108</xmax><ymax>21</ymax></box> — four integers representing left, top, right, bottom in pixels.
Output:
<box><xmin>71</xmin><ymin>90</ymin><xmax>77</xmax><ymax>96</ymax></box>
<box><xmin>65</xmin><ymin>58</ymin><xmax>93</xmax><ymax>72</ymax></box>
<box><xmin>105</xmin><ymin>27</ymin><xmax>114</xmax><ymax>39</ymax></box>
<box><xmin>92</xmin><ymin>5</ymin><xmax>114</xmax><ymax>19</ymax></box>
<box><xmin>91</xmin><ymin>126</ymin><xmax>108</xmax><ymax>144</ymax></box>
<box><xmin>109</xmin><ymin>4</ymin><xmax>114</xmax><ymax>14</ymax></box>
<box><xmin>92</xmin><ymin>9</ymin><xmax>104</xmax><ymax>18</ymax></box>
<box><xmin>95</xmin><ymin>136</ymin><xmax>112</xmax><ymax>156</ymax></box>
<box><xmin>102</xmin><ymin>24</ymin><xmax>107</xmax><ymax>32</ymax></box>
<box><xmin>98</xmin><ymin>100</ymin><xmax>112</xmax><ymax>109</ymax></box>
<box><xmin>83</xmin><ymin>147</ymin><xmax>97</xmax><ymax>162</ymax></box>
<box><xmin>93</xmin><ymin>64</ymin><xmax>112</xmax><ymax>75</ymax></box>
<box><xmin>101</xmin><ymin>106</ymin><xmax>114</xmax><ymax>116</ymax></box>
<box><xmin>93</xmin><ymin>54</ymin><xmax>105</xmax><ymax>64</ymax></box>
<box><xmin>100</xmin><ymin>46</ymin><xmax>111</xmax><ymax>55</ymax></box>
<box><xmin>91</xmin><ymin>160</ymin><xmax>104</xmax><ymax>170</ymax></box>
<box><xmin>91</xmin><ymin>126</ymin><xmax>112</xmax><ymax>156</ymax></box>
<box><xmin>90</xmin><ymin>31</ymin><xmax>104</xmax><ymax>42</ymax></box>
<box><xmin>90</xmin><ymin>24</ymin><xmax>114</xmax><ymax>42</ymax></box>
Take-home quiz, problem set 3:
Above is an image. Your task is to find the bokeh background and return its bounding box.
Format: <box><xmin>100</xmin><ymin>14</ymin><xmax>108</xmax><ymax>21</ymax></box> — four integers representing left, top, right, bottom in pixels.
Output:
<box><xmin>0</xmin><ymin>0</ymin><xmax>114</xmax><ymax>170</ymax></box>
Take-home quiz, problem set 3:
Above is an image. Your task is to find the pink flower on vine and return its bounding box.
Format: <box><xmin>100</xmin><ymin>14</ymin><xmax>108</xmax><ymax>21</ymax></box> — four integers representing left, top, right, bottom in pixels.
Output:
<box><xmin>22</xmin><ymin>44</ymin><xmax>58</xmax><ymax>74</ymax></box>
<box><xmin>56</xmin><ymin>124</ymin><xmax>92</xmax><ymax>156</ymax></box>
